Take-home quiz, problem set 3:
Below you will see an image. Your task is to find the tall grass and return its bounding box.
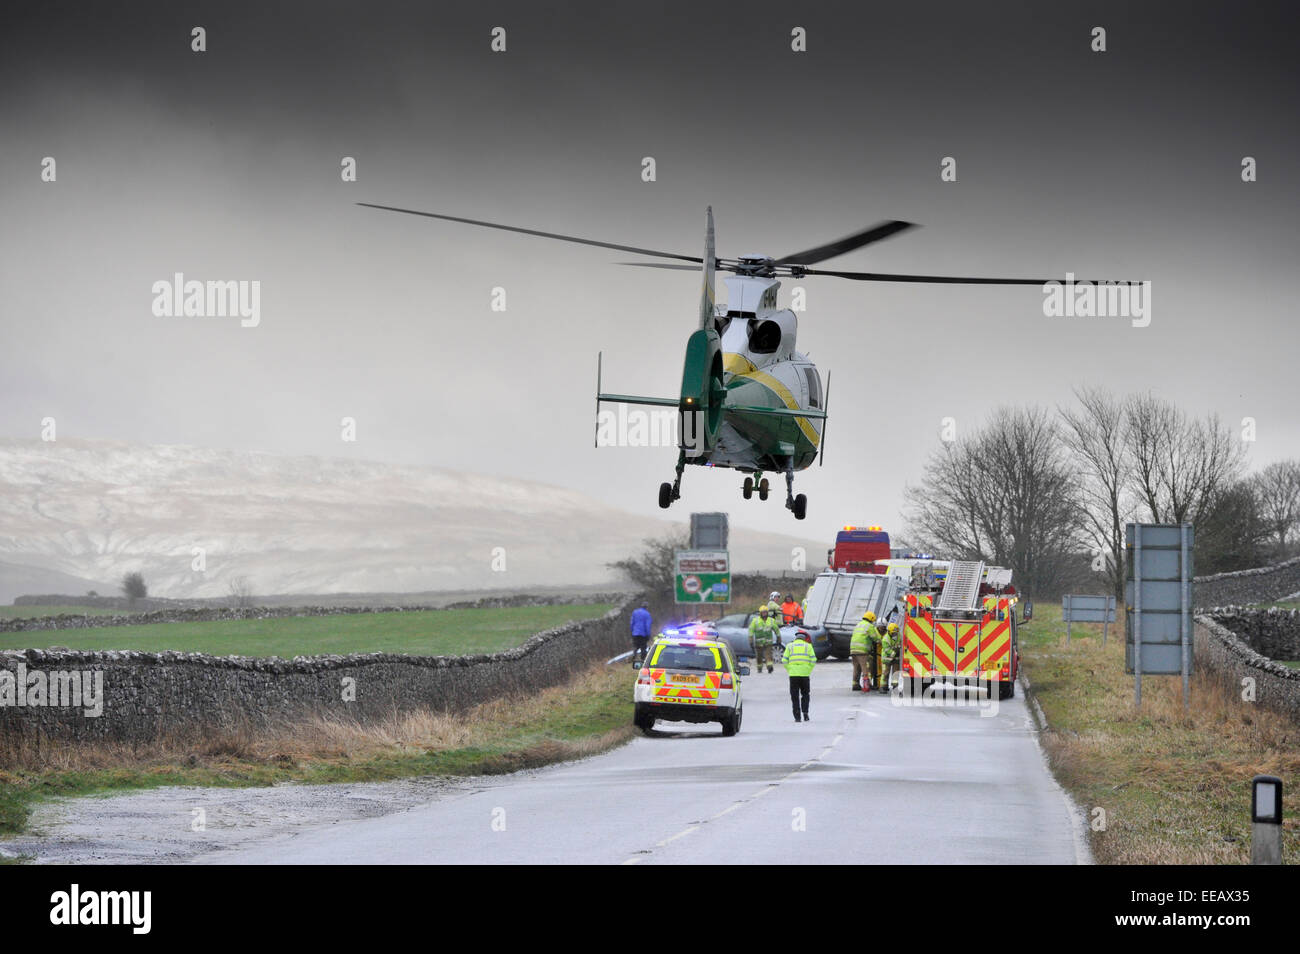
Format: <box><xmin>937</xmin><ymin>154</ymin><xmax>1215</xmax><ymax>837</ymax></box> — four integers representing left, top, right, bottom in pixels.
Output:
<box><xmin>1024</xmin><ymin>610</ymin><xmax>1298</xmax><ymax>864</ymax></box>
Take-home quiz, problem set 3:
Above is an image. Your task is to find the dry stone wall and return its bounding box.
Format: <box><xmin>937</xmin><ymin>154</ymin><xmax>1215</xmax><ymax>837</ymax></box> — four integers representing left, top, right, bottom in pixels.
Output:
<box><xmin>1193</xmin><ymin>557</ymin><xmax>1300</xmax><ymax>608</ymax></box>
<box><xmin>1196</xmin><ymin>607</ymin><xmax>1300</xmax><ymax>721</ymax></box>
<box><xmin>0</xmin><ymin>598</ymin><xmax>637</xmax><ymax>743</ymax></box>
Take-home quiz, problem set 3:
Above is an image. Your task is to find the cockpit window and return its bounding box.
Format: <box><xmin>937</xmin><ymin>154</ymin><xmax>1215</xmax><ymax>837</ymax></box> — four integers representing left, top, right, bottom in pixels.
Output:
<box><xmin>803</xmin><ymin>366</ymin><xmax>822</xmax><ymax>408</ymax></box>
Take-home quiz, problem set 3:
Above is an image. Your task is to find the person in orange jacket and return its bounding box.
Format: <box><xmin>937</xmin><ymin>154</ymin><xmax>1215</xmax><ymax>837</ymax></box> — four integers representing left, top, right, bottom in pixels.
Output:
<box><xmin>780</xmin><ymin>593</ymin><xmax>802</xmax><ymax>626</ymax></box>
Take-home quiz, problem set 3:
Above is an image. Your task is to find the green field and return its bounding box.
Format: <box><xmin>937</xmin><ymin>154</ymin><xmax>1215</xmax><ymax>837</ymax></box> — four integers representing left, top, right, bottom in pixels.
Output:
<box><xmin>0</xmin><ymin>605</ymin><xmax>126</xmax><ymax>620</ymax></box>
<box><xmin>0</xmin><ymin>603</ymin><xmax>615</xmax><ymax>657</ymax></box>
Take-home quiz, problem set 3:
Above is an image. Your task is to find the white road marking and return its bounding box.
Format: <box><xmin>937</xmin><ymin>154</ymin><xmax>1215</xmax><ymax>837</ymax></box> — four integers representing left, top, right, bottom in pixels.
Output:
<box><xmin>655</xmin><ymin>825</ymin><xmax>700</xmax><ymax>848</ymax></box>
<box><xmin>622</xmin><ymin>720</ymin><xmax>853</xmax><ymax>864</ymax></box>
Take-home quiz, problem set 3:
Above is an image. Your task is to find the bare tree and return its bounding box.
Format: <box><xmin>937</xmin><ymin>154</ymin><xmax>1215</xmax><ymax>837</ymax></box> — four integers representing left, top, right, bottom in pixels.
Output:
<box><xmin>1250</xmin><ymin>460</ymin><xmax>1300</xmax><ymax>560</ymax></box>
<box><xmin>120</xmin><ymin>571</ymin><xmax>147</xmax><ymax>607</ymax></box>
<box><xmin>905</xmin><ymin>407</ymin><xmax>1083</xmax><ymax>597</ymax></box>
<box><xmin>608</xmin><ymin>530</ymin><xmax>690</xmax><ymax>594</ymax></box>
<box><xmin>1059</xmin><ymin>386</ymin><xmax>1135</xmax><ymax>603</ymax></box>
<box><xmin>1125</xmin><ymin>393</ymin><xmax>1244</xmax><ymax>525</ymax></box>
<box><xmin>227</xmin><ymin>575</ymin><xmax>255</xmax><ymax>609</ymax></box>
<box><xmin>1195</xmin><ymin>480</ymin><xmax>1270</xmax><ymax>573</ymax></box>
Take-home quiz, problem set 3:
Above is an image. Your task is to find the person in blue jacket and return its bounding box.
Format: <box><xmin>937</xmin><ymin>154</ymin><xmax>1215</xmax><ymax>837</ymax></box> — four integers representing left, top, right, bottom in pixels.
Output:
<box><xmin>629</xmin><ymin>602</ymin><xmax>653</xmax><ymax>666</ymax></box>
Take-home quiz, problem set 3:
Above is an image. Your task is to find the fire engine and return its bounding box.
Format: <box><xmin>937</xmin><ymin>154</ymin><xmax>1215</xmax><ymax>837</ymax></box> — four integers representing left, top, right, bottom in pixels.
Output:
<box><xmin>898</xmin><ymin>559</ymin><xmax>1028</xmax><ymax>699</ymax></box>
<box><xmin>827</xmin><ymin>526</ymin><xmax>891</xmax><ymax>574</ymax></box>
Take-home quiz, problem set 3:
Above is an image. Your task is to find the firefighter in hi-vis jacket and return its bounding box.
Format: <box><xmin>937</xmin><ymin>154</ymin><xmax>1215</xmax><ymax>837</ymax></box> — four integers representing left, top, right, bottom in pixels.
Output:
<box><xmin>749</xmin><ymin>608</ymin><xmax>778</xmax><ymax>673</ymax></box>
<box><xmin>850</xmin><ymin>611</ymin><xmax>876</xmax><ymax>691</ymax></box>
<box><xmin>878</xmin><ymin>622</ymin><xmax>900</xmax><ymax>693</ymax></box>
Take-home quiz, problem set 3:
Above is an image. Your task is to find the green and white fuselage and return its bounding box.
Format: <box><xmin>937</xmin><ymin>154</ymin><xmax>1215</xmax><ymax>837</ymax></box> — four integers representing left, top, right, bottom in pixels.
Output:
<box><xmin>708</xmin><ymin>274</ymin><xmax>824</xmax><ymax>474</ymax></box>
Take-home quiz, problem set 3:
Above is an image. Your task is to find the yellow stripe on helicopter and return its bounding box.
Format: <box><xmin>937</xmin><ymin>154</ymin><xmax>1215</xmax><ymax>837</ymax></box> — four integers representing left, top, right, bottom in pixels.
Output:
<box><xmin>723</xmin><ymin>353</ymin><xmax>820</xmax><ymax>448</ymax></box>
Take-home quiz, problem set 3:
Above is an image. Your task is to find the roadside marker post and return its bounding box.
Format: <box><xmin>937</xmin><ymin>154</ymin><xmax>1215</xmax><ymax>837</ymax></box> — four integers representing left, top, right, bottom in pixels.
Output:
<box><xmin>1251</xmin><ymin>775</ymin><xmax>1283</xmax><ymax>865</ymax></box>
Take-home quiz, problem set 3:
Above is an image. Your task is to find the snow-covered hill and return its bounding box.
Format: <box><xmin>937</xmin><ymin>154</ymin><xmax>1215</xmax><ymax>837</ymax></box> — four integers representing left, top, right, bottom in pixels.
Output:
<box><xmin>0</xmin><ymin>439</ymin><xmax>823</xmax><ymax>600</ymax></box>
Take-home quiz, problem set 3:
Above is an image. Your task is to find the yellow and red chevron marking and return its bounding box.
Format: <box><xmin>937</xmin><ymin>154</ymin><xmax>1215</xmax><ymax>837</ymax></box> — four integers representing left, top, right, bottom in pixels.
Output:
<box><xmin>985</xmin><ymin>597</ymin><xmax>1013</xmax><ymax>620</ymax></box>
<box><xmin>903</xmin><ymin>614</ymin><xmax>933</xmax><ymax>676</ymax></box>
<box><xmin>651</xmin><ymin>668</ymin><xmax>721</xmax><ymax>700</ymax></box>
<box><xmin>955</xmin><ymin>620</ymin><xmax>982</xmax><ymax>675</ymax></box>
<box><xmin>903</xmin><ymin>594</ymin><xmax>936</xmax><ymax>676</ymax></box>
<box><xmin>653</xmin><ymin>686</ymin><xmax>719</xmax><ymax>700</ymax></box>
<box><xmin>978</xmin><ymin>618</ymin><xmax>1012</xmax><ymax>671</ymax></box>
<box><xmin>931</xmin><ymin>620</ymin><xmax>957</xmax><ymax>674</ymax></box>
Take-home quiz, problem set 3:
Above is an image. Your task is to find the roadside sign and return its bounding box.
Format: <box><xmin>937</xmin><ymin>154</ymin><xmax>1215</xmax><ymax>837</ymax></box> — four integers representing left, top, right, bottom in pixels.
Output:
<box><xmin>1125</xmin><ymin>523</ymin><xmax>1193</xmax><ymax>709</ymax></box>
<box><xmin>1062</xmin><ymin>594</ymin><xmax>1117</xmax><ymax>644</ymax></box>
<box><xmin>674</xmin><ymin>550</ymin><xmax>730</xmax><ymax>604</ymax></box>
<box><xmin>689</xmin><ymin>512</ymin><xmax>729</xmax><ymax>550</ymax></box>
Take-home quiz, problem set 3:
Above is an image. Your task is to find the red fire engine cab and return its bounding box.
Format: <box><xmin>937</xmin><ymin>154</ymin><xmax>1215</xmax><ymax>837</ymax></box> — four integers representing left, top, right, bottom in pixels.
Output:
<box><xmin>828</xmin><ymin>526</ymin><xmax>891</xmax><ymax>574</ymax></box>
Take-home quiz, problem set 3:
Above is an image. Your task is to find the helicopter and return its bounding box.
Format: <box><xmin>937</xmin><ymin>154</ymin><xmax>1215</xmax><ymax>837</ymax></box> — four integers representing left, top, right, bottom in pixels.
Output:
<box><xmin>359</xmin><ymin>202</ymin><xmax>1125</xmax><ymax>520</ymax></box>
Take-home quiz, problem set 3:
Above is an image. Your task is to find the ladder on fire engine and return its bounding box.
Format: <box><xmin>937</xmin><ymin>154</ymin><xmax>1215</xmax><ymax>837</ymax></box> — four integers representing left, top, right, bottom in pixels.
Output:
<box><xmin>937</xmin><ymin>560</ymin><xmax>985</xmax><ymax>610</ymax></box>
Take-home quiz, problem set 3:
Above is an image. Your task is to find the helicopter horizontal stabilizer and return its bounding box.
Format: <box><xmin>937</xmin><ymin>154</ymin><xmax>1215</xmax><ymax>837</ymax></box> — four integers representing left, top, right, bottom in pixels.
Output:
<box><xmin>597</xmin><ymin>392</ymin><xmax>681</xmax><ymax>408</ymax></box>
<box><xmin>595</xmin><ymin>351</ymin><xmax>695</xmax><ymax>448</ymax></box>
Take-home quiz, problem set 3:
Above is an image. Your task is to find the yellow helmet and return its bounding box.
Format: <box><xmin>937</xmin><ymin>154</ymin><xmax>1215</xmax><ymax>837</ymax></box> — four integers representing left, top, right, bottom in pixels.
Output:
<box><xmin>862</xmin><ymin>611</ymin><xmax>876</xmax><ymax>622</ymax></box>
<box><xmin>887</xmin><ymin>622</ymin><xmax>899</xmax><ymax>633</ymax></box>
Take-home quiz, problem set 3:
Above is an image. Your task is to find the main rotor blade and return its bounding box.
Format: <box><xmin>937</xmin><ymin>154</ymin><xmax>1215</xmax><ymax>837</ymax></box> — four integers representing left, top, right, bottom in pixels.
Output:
<box><xmin>357</xmin><ymin>203</ymin><xmax>703</xmax><ymax>264</ymax></box>
<box><xmin>616</xmin><ymin>262</ymin><xmax>703</xmax><ymax>271</ymax></box>
<box><xmin>803</xmin><ymin>268</ymin><xmax>1139</xmax><ymax>285</ymax></box>
<box><xmin>774</xmin><ymin>221</ymin><xmax>916</xmax><ymax>266</ymax></box>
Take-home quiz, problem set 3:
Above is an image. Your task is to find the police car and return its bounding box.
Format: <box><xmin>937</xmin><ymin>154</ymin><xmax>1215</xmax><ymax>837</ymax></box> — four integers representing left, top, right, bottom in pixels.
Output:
<box><xmin>633</xmin><ymin>635</ymin><xmax>744</xmax><ymax>736</ymax></box>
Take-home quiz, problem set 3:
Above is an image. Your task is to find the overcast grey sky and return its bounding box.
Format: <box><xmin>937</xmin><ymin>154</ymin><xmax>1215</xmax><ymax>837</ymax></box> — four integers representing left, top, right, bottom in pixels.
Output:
<box><xmin>2</xmin><ymin>0</ymin><xmax>1297</xmax><ymax>544</ymax></box>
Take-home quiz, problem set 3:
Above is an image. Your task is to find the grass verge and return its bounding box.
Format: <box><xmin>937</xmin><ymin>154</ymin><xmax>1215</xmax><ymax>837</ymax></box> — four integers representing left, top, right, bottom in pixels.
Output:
<box><xmin>0</xmin><ymin>603</ymin><xmax>615</xmax><ymax>656</ymax></box>
<box><xmin>1020</xmin><ymin>603</ymin><xmax>1299</xmax><ymax>864</ymax></box>
<box><xmin>0</xmin><ymin>662</ymin><xmax>635</xmax><ymax>839</ymax></box>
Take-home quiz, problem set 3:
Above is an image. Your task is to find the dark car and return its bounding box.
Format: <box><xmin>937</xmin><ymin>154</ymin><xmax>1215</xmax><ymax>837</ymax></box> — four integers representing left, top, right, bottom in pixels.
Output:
<box><xmin>710</xmin><ymin>612</ymin><xmax>831</xmax><ymax>661</ymax></box>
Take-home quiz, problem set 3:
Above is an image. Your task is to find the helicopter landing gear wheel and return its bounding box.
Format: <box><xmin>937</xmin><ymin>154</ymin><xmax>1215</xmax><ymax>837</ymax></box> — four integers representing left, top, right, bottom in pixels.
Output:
<box><xmin>758</xmin><ymin>477</ymin><xmax>770</xmax><ymax>501</ymax></box>
<box><xmin>742</xmin><ymin>477</ymin><xmax>753</xmax><ymax>500</ymax></box>
<box><xmin>660</xmin><ymin>451</ymin><xmax>686</xmax><ymax>509</ymax></box>
<box><xmin>782</xmin><ymin>458</ymin><xmax>806</xmax><ymax>519</ymax></box>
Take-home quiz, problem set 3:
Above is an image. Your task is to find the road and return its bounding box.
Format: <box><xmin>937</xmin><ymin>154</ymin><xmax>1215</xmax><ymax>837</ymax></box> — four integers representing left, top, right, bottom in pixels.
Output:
<box><xmin>206</xmin><ymin>659</ymin><xmax>1089</xmax><ymax>864</ymax></box>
